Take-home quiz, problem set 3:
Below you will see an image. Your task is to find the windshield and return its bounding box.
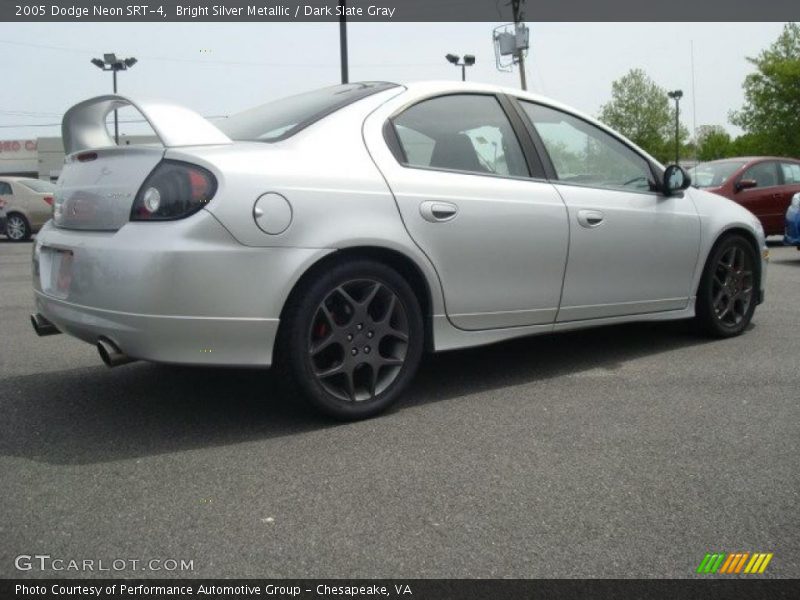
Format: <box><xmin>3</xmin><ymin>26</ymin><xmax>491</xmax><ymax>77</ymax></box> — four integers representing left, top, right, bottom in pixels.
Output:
<box><xmin>219</xmin><ymin>82</ymin><xmax>398</xmax><ymax>142</ymax></box>
<box><xmin>18</xmin><ymin>179</ymin><xmax>56</xmax><ymax>193</ymax></box>
<box><xmin>690</xmin><ymin>160</ymin><xmax>747</xmax><ymax>188</ymax></box>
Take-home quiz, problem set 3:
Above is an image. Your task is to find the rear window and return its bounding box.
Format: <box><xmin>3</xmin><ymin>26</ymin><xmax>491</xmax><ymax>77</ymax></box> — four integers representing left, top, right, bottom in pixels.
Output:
<box><xmin>219</xmin><ymin>82</ymin><xmax>398</xmax><ymax>143</ymax></box>
<box><xmin>18</xmin><ymin>179</ymin><xmax>56</xmax><ymax>193</ymax></box>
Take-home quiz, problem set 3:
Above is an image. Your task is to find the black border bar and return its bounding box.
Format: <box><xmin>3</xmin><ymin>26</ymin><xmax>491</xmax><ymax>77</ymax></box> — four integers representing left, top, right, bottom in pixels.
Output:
<box><xmin>3</xmin><ymin>0</ymin><xmax>799</xmax><ymax>22</ymax></box>
<box><xmin>3</xmin><ymin>579</ymin><xmax>800</xmax><ymax>600</ymax></box>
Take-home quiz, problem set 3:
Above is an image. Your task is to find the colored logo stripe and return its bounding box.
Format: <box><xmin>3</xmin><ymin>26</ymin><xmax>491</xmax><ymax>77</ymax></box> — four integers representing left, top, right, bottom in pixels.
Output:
<box><xmin>696</xmin><ymin>552</ymin><xmax>773</xmax><ymax>574</ymax></box>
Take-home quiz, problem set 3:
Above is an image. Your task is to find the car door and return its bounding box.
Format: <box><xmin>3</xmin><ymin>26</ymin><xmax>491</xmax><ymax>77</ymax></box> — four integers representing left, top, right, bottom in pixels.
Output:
<box><xmin>379</xmin><ymin>93</ymin><xmax>569</xmax><ymax>330</ymax></box>
<box><xmin>0</xmin><ymin>181</ymin><xmax>13</xmax><ymax>215</ymax></box>
<box><xmin>516</xmin><ymin>100</ymin><xmax>701</xmax><ymax>321</ymax></box>
<box><xmin>779</xmin><ymin>161</ymin><xmax>800</xmax><ymax>221</ymax></box>
<box><xmin>735</xmin><ymin>160</ymin><xmax>783</xmax><ymax>235</ymax></box>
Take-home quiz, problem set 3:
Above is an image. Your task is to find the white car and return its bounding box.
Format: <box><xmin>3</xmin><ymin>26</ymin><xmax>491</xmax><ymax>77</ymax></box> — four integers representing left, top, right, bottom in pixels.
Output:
<box><xmin>0</xmin><ymin>176</ymin><xmax>56</xmax><ymax>241</ymax></box>
<box><xmin>31</xmin><ymin>81</ymin><xmax>767</xmax><ymax>419</ymax></box>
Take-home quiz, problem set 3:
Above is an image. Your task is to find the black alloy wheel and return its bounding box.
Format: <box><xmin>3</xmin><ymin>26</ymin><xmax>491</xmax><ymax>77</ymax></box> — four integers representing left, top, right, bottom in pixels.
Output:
<box><xmin>281</xmin><ymin>259</ymin><xmax>423</xmax><ymax>420</ymax></box>
<box><xmin>696</xmin><ymin>235</ymin><xmax>758</xmax><ymax>337</ymax></box>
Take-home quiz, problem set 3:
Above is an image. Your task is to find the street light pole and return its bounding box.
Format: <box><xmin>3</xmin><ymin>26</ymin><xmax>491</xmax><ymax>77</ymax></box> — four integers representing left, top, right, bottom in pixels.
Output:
<box><xmin>112</xmin><ymin>68</ymin><xmax>118</xmax><ymax>142</ymax></box>
<box><xmin>338</xmin><ymin>0</ymin><xmax>349</xmax><ymax>84</ymax></box>
<box><xmin>91</xmin><ymin>53</ymin><xmax>137</xmax><ymax>145</ymax></box>
<box><xmin>668</xmin><ymin>89</ymin><xmax>683</xmax><ymax>165</ymax></box>
<box><xmin>445</xmin><ymin>54</ymin><xmax>475</xmax><ymax>81</ymax></box>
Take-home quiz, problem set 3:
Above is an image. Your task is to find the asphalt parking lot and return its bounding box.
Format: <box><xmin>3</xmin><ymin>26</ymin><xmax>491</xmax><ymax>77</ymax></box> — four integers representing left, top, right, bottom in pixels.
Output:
<box><xmin>1</xmin><ymin>238</ymin><xmax>798</xmax><ymax>579</ymax></box>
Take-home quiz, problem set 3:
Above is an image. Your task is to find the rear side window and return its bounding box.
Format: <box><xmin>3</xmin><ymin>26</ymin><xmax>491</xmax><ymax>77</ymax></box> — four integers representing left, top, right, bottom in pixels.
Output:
<box><xmin>19</xmin><ymin>179</ymin><xmax>56</xmax><ymax>193</ymax></box>
<box><xmin>391</xmin><ymin>94</ymin><xmax>529</xmax><ymax>178</ymax></box>
<box><xmin>219</xmin><ymin>82</ymin><xmax>397</xmax><ymax>142</ymax></box>
<box><xmin>780</xmin><ymin>162</ymin><xmax>800</xmax><ymax>184</ymax></box>
<box><xmin>741</xmin><ymin>161</ymin><xmax>780</xmax><ymax>188</ymax></box>
<box><xmin>0</xmin><ymin>182</ymin><xmax>12</xmax><ymax>195</ymax></box>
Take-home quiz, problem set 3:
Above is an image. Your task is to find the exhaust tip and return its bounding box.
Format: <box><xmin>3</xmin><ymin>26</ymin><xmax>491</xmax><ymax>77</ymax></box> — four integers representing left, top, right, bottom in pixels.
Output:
<box><xmin>31</xmin><ymin>313</ymin><xmax>61</xmax><ymax>337</ymax></box>
<box><xmin>97</xmin><ymin>337</ymin><xmax>135</xmax><ymax>368</ymax></box>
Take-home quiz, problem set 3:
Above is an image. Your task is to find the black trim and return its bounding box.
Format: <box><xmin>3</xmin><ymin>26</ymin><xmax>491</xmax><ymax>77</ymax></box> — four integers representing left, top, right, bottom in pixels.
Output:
<box><xmin>382</xmin><ymin>118</ymin><xmax>407</xmax><ymax>164</ymax></box>
<box><xmin>504</xmin><ymin>95</ymin><xmax>558</xmax><ymax>180</ymax></box>
<box><xmin>497</xmin><ymin>94</ymin><xmax>547</xmax><ymax>180</ymax></box>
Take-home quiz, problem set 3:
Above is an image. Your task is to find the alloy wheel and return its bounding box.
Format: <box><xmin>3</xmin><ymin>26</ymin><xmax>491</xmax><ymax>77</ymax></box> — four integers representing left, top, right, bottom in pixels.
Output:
<box><xmin>307</xmin><ymin>279</ymin><xmax>409</xmax><ymax>402</ymax></box>
<box><xmin>6</xmin><ymin>215</ymin><xmax>27</xmax><ymax>240</ymax></box>
<box><xmin>711</xmin><ymin>245</ymin><xmax>754</xmax><ymax>327</ymax></box>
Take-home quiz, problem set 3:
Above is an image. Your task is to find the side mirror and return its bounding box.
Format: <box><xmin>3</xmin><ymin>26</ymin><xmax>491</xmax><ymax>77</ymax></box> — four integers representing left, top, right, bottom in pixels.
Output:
<box><xmin>736</xmin><ymin>178</ymin><xmax>758</xmax><ymax>192</ymax></box>
<box><xmin>663</xmin><ymin>164</ymin><xmax>691</xmax><ymax>195</ymax></box>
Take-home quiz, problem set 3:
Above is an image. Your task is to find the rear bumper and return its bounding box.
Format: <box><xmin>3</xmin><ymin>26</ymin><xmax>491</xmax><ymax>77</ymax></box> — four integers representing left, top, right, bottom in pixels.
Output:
<box><xmin>32</xmin><ymin>211</ymin><xmax>331</xmax><ymax>366</ymax></box>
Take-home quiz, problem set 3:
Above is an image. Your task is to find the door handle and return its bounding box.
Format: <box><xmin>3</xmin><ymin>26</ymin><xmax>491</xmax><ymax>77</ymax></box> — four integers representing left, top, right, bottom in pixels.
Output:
<box><xmin>577</xmin><ymin>209</ymin><xmax>604</xmax><ymax>228</ymax></box>
<box><xmin>420</xmin><ymin>201</ymin><xmax>458</xmax><ymax>222</ymax></box>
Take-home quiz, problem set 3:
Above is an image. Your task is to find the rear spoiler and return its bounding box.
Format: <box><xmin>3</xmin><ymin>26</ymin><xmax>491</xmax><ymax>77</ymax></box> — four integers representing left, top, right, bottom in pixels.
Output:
<box><xmin>62</xmin><ymin>94</ymin><xmax>231</xmax><ymax>154</ymax></box>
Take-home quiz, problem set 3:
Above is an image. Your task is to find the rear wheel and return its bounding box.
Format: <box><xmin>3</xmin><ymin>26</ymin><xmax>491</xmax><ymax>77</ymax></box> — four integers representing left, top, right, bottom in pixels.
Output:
<box><xmin>695</xmin><ymin>235</ymin><xmax>757</xmax><ymax>337</ymax></box>
<box><xmin>5</xmin><ymin>213</ymin><xmax>31</xmax><ymax>241</ymax></box>
<box><xmin>280</xmin><ymin>259</ymin><xmax>424</xmax><ymax>420</ymax></box>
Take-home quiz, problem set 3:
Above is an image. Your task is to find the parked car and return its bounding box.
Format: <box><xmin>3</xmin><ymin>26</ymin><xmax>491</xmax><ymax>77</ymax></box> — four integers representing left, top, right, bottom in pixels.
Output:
<box><xmin>0</xmin><ymin>176</ymin><xmax>55</xmax><ymax>241</ymax></box>
<box><xmin>785</xmin><ymin>193</ymin><xmax>800</xmax><ymax>249</ymax></box>
<box><xmin>690</xmin><ymin>157</ymin><xmax>800</xmax><ymax>236</ymax></box>
<box><xmin>0</xmin><ymin>198</ymin><xmax>7</xmax><ymax>236</ymax></box>
<box><xmin>30</xmin><ymin>82</ymin><xmax>767</xmax><ymax>419</ymax></box>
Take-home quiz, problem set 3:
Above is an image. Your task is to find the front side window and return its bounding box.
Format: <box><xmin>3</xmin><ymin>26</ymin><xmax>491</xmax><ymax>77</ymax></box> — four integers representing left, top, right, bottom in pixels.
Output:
<box><xmin>780</xmin><ymin>162</ymin><xmax>800</xmax><ymax>185</ymax></box>
<box><xmin>741</xmin><ymin>161</ymin><xmax>780</xmax><ymax>188</ymax></box>
<box><xmin>520</xmin><ymin>101</ymin><xmax>656</xmax><ymax>193</ymax></box>
<box><xmin>391</xmin><ymin>94</ymin><xmax>529</xmax><ymax>178</ymax></box>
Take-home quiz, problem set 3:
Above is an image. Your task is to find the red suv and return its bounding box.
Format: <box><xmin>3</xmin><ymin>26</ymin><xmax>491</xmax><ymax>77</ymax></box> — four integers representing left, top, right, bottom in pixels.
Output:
<box><xmin>691</xmin><ymin>157</ymin><xmax>800</xmax><ymax>235</ymax></box>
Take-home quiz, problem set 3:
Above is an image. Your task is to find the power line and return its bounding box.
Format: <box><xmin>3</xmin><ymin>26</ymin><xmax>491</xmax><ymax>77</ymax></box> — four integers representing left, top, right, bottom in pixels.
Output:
<box><xmin>0</xmin><ymin>115</ymin><xmax>229</xmax><ymax>129</ymax></box>
<box><xmin>0</xmin><ymin>38</ymin><xmax>439</xmax><ymax>68</ymax></box>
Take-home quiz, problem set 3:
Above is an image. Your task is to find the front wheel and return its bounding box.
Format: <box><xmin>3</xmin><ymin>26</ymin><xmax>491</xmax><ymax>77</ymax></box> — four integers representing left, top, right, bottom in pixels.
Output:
<box><xmin>280</xmin><ymin>259</ymin><xmax>424</xmax><ymax>420</ymax></box>
<box><xmin>695</xmin><ymin>235</ymin><xmax>758</xmax><ymax>337</ymax></box>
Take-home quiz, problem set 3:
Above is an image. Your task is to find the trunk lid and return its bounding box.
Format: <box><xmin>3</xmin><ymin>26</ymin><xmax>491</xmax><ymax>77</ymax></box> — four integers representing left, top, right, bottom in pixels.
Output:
<box><xmin>53</xmin><ymin>146</ymin><xmax>164</xmax><ymax>230</ymax></box>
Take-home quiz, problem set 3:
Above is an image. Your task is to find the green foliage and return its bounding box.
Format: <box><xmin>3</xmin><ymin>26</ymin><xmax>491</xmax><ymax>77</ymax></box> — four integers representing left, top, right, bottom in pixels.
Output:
<box><xmin>598</xmin><ymin>68</ymin><xmax>689</xmax><ymax>163</ymax></box>
<box><xmin>696</xmin><ymin>125</ymin><xmax>732</xmax><ymax>161</ymax></box>
<box><xmin>730</xmin><ymin>22</ymin><xmax>800</xmax><ymax>158</ymax></box>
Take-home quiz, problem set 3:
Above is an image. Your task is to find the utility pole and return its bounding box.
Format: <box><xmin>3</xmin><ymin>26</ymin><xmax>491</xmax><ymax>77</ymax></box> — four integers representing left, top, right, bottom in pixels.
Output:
<box><xmin>512</xmin><ymin>0</ymin><xmax>527</xmax><ymax>91</ymax></box>
<box><xmin>338</xmin><ymin>0</ymin><xmax>349</xmax><ymax>83</ymax></box>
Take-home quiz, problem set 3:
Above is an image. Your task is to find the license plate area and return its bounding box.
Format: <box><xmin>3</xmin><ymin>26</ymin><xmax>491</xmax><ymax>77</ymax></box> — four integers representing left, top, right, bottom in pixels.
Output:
<box><xmin>40</xmin><ymin>246</ymin><xmax>74</xmax><ymax>298</ymax></box>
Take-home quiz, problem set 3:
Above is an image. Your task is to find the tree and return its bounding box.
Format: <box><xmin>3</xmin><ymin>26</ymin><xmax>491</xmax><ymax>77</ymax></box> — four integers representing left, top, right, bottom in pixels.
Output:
<box><xmin>598</xmin><ymin>68</ymin><xmax>688</xmax><ymax>163</ymax></box>
<box><xmin>696</xmin><ymin>125</ymin><xmax>732</xmax><ymax>161</ymax></box>
<box><xmin>730</xmin><ymin>22</ymin><xmax>800</xmax><ymax>158</ymax></box>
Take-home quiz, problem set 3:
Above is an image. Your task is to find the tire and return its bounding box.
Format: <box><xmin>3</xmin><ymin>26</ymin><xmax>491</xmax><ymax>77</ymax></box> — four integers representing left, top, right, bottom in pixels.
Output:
<box><xmin>279</xmin><ymin>258</ymin><xmax>424</xmax><ymax>420</ymax></box>
<box><xmin>695</xmin><ymin>234</ymin><xmax>758</xmax><ymax>338</ymax></box>
<box><xmin>5</xmin><ymin>213</ymin><xmax>31</xmax><ymax>241</ymax></box>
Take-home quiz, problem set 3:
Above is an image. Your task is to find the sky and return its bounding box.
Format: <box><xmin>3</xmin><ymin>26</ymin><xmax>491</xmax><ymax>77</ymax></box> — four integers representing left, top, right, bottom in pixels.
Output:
<box><xmin>0</xmin><ymin>21</ymin><xmax>787</xmax><ymax>140</ymax></box>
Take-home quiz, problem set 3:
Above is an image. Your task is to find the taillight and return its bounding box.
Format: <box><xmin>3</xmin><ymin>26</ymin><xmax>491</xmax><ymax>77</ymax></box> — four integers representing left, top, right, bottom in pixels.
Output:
<box><xmin>43</xmin><ymin>196</ymin><xmax>54</xmax><ymax>206</ymax></box>
<box><xmin>130</xmin><ymin>160</ymin><xmax>217</xmax><ymax>221</ymax></box>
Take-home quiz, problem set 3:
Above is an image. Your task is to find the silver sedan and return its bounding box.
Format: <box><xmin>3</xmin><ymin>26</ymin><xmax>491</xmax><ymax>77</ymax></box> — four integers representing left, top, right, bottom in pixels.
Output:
<box><xmin>31</xmin><ymin>81</ymin><xmax>767</xmax><ymax>419</ymax></box>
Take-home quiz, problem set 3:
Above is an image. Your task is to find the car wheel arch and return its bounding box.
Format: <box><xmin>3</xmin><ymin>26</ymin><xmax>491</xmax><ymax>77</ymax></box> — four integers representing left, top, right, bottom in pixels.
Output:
<box><xmin>277</xmin><ymin>245</ymin><xmax>436</xmax><ymax>351</ymax></box>
<box><xmin>703</xmin><ymin>226</ymin><xmax>763</xmax><ymax>292</ymax></box>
